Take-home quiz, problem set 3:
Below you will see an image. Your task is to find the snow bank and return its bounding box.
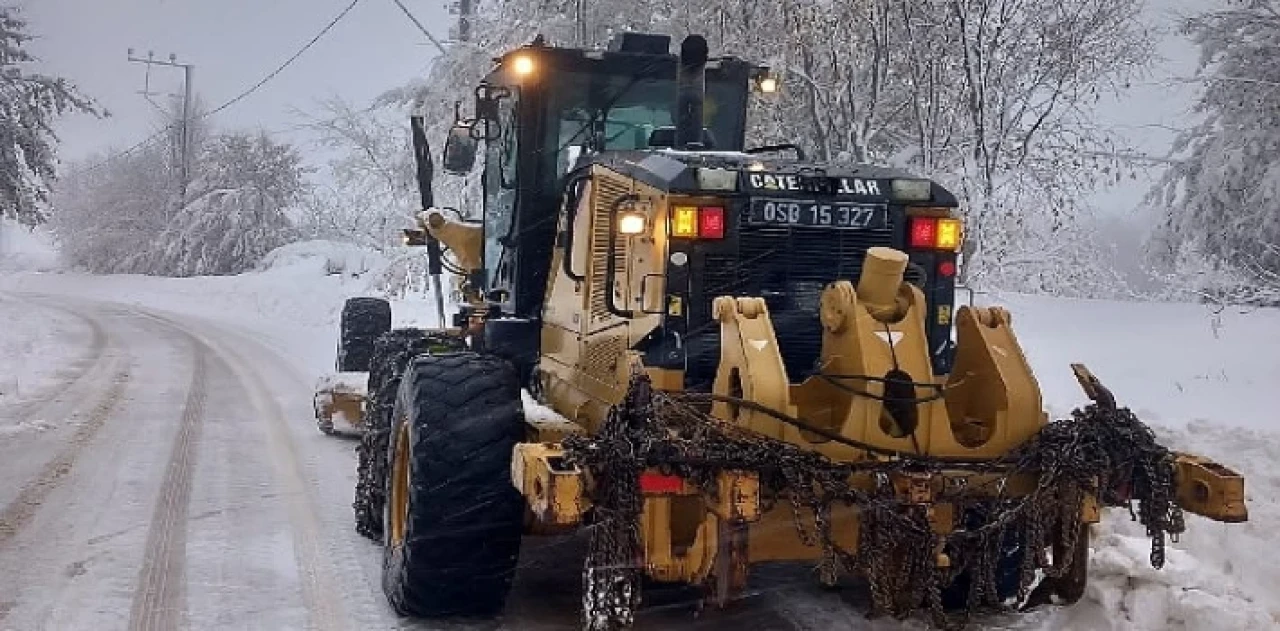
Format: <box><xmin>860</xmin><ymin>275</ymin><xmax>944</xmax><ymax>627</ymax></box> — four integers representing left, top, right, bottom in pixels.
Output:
<box><xmin>982</xmin><ymin>292</ymin><xmax>1280</xmax><ymax>431</ymax></box>
<box><xmin>256</xmin><ymin>239</ymin><xmax>385</xmax><ymax>278</ymax></box>
<box><xmin>0</xmin><ymin>240</ymin><xmax>416</xmax><ymax>377</ymax></box>
<box><xmin>0</xmin><ymin>294</ymin><xmax>87</xmax><ymax>415</ymax></box>
<box><xmin>1</xmin><ymin>240</ymin><xmax>385</xmax><ymax>321</ymax></box>
<box><xmin>979</xmin><ymin>292</ymin><xmax>1280</xmax><ymax>628</ymax></box>
<box><xmin>1040</xmin><ymin>525</ymin><xmax>1275</xmax><ymax>630</ymax></box>
<box><xmin>0</xmin><ymin>219</ymin><xmax>61</xmax><ymax>272</ymax></box>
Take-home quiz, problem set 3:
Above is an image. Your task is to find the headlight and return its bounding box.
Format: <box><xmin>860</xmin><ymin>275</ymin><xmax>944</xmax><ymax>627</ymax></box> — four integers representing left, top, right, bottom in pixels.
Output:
<box><xmin>891</xmin><ymin>178</ymin><xmax>933</xmax><ymax>202</ymax></box>
<box><xmin>618</xmin><ymin>210</ymin><xmax>647</xmax><ymax>235</ymax></box>
<box><xmin>511</xmin><ymin>54</ymin><xmax>536</xmax><ymax>77</ymax></box>
<box><xmin>750</xmin><ymin>67</ymin><xmax>781</xmax><ymax>94</ymax></box>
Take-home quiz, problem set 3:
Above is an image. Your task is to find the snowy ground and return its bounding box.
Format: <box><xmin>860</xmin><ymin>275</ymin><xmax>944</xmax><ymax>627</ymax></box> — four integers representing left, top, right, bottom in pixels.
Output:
<box><xmin>0</xmin><ymin>243</ymin><xmax>1277</xmax><ymax>630</ymax></box>
<box><xmin>0</xmin><ymin>295</ymin><xmax>92</xmax><ymax>422</ymax></box>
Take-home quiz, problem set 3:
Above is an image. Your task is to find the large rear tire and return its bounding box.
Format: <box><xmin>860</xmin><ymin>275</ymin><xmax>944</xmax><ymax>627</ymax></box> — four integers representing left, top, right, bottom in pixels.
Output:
<box><xmin>336</xmin><ymin>297</ymin><xmax>392</xmax><ymax>372</ymax></box>
<box><xmin>382</xmin><ymin>352</ymin><xmax>525</xmax><ymax>618</ymax></box>
<box><xmin>354</xmin><ymin>328</ymin><xmax>466</xmax><ymax>540</ymax></box>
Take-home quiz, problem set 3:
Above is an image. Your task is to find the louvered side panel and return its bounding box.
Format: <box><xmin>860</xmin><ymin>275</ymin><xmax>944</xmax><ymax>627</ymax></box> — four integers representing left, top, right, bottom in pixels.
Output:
<box><xmin>588</xmin><ymin>171</ymin><xmax>633</xmax><ymax>324</ymax></box>
<box><xmin>581</xmin><ymin>334</ymin><xmax>626</xmax><ymax>383</ymax></box>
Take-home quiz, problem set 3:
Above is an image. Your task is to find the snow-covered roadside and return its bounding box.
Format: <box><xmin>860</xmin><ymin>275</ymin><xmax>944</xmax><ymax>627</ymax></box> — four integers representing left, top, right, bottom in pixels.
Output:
<box><xmin>0</xmin><ymin>294</ymin><xmax>91</xmax><ymax>424</ymax></box>
<box><xmin>0</xmin><ymin>240</ymin><xmax>443</xmax><ymax>379</ymax></box>
<box><xmin>0</xmin><ymin>219</ymin><xmax>61</xmax><ymax>273</ymax></box>
<box><xmin>981</xmin><ymin>291</ymin><xmax>1280</xmax><ymax>629</ymax></box>
<box><xmin>986</xmin><ymin>291</ymin><xmax>1280</xmax><ymax>432</ymax></box>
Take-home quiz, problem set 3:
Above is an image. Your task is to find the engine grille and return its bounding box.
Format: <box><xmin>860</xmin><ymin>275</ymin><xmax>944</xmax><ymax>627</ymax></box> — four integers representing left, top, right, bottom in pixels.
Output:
<box><xmin>685</xmin><ymin>211</ymin><xmax>898</xmax><ymax>387</ymax></box>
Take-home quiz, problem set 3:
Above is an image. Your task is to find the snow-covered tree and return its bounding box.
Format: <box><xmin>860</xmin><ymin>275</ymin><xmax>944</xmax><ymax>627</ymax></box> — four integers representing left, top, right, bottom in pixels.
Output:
<box><xmin>294</xmin><ymin>97</ymin><xmax>418</xmax><ymax>249</ymax></box>
<box><xmin>53</xmin><ymin>129</ymin><xmax>306</xmax><ymax>276</ymax></box>
<box><xmin>0</xmin><ymin>7</ymin><xmax>99</xmax><ymax>226</ymax></box>
<box><xmin>1147</xmin><ymin>0</ymin><xmax>1280</xmax><ymax>304</ymax></box>
<box><xmin>50</xmin><ymin>97</ymin><xmax>213</xmax><ymax>273</ymax></box>
<box><xmin>51</xmin><ymin>142</ymin><xmax>174</xmax><ymax>273</ymax></box>
<box><xmin>141</xmin><ymin>131</ymin><xmax>306</xmax><ymax>276</ymax></box>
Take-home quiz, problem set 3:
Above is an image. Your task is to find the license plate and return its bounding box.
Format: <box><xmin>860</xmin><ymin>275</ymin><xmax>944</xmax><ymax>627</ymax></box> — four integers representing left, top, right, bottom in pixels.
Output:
<box><xmin>748</xmin><ymin>199</ymin><xmax>888</xmax><ymax>230</ymax></box>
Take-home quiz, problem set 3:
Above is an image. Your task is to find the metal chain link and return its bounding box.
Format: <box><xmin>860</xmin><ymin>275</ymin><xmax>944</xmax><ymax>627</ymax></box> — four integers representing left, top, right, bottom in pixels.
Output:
<box><xmin>562</xmin><ymin>371</ymin><xmax>1186</xmax><ymax>630</ymax></box>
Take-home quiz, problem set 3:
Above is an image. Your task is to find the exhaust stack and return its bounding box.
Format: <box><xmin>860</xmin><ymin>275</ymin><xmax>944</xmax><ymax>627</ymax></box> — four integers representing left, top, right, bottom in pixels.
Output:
<box><xmin>675</xmin><ymin>35</ymin><xmax>709</xmax><ymax>150</ymax></box>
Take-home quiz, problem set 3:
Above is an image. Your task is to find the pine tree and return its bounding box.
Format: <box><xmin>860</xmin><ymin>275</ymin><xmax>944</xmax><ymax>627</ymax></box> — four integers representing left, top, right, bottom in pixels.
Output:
<box><xmin>1150</xmin><ymin>1</ymin><xmax>1280</xmax><ymax>281</ymax></box>
<box><xmin>0</xmin><ymin>7</ymin><xmax>99</xmax><ymax>226</ymax></box>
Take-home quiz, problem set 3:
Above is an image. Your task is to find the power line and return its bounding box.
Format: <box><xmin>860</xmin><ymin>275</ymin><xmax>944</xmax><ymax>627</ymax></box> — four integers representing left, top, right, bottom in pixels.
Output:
<box><xmin>389</xmin><ymin>0</ymin><xmax>449</xmax><ymax>55</ymax></box>
<box><xmin>206</xmin><ymin>0</ymin><xmax>363</xmax><ymax>118</ymax></box>
<box><xmin>67</xmin><ymin>0</ymin><xmax>364</xmax><ymax>178</ymax></box>
<box><xmin>65</xmin><ymin>124</ymin><xmax>178</xmax><ymax>178</ymax></box>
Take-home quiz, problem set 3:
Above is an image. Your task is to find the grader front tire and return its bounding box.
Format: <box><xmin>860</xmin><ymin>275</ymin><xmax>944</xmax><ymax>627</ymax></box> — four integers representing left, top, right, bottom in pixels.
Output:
<box><xmin>382</xmin><ymin>352</ymin><xmax>525</xmax><ymax>618</ymax></box>
<box><xmin>354</xmin><ymin>329</ymin><xmax>466</xmax><ymax>541</ymax></box>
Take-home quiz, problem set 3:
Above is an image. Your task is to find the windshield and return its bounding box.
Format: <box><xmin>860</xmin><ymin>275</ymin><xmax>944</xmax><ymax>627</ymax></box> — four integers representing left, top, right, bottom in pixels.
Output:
<box><xmin>544</xmin><ymin>71</ymin><xmax>747</xmax><ymax>178</ymax></box>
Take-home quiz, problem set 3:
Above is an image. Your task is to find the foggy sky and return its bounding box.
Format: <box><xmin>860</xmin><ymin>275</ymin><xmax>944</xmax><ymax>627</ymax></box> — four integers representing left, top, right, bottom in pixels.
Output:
<box><xmin>17</xmin><ymin>0</ymin><xmax>448</xmax><ymax>165</ymax></box>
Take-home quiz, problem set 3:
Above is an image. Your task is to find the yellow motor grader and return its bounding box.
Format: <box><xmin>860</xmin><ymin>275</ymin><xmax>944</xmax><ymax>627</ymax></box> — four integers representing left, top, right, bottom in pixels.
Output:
<box><xmin>343</xmin><ymin>32</ymin><xmax>1249</xmax><ymax>629</ymax></box>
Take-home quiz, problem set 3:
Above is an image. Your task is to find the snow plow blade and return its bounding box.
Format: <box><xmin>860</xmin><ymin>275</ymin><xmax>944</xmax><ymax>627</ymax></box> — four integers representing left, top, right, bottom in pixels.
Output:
<box><xmin>313</xmin><ymin>372</ymin><xmax>367</xmax><ymax>436</ymax></box>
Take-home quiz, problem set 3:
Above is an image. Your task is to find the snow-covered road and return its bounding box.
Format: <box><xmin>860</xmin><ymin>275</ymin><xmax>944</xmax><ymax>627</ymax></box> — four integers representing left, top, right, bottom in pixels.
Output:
<box><xmin>0</xmin><ymin>293</ymin><xmax>394</xmax><ymax>630</ymax></box>
<box><xmin>0</xmin><ymin>260</ymin><xmax>1276</xmax><ymax>630</ymax></box>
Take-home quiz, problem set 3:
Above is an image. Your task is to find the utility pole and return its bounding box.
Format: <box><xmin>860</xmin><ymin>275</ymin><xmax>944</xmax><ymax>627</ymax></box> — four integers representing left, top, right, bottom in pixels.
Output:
<box><xmin>127</xmin><ymin>49</ymin><xmax>195</xmax><ymax>202</ymax></box>
<box><xmin>575</xmin><ymin>0</ymin><xmax>585</xmax><ymax>46</ymax></box>
<box><xmin>457</xmin><ymin>0</ymin><xmax>473</xmax><ymax>42</ymax></box>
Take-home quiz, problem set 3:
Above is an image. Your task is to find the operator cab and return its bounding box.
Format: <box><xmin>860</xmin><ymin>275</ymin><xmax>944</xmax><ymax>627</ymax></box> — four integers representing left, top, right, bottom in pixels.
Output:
<box><xmin>442</xmin><ymin>32</ymin><xmax>961</xmax><ymax>391</ymax></box>
<box><xmin>443</xmin><ymin>33</ymin><xmax>761</xmax><ymax>313</ymax></box>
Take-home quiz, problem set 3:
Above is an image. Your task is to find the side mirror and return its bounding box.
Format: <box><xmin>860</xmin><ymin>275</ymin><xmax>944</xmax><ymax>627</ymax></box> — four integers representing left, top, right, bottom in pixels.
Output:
<box><xmin>442</xmin><ymin>123</ymin><xmax>479</xmax><ymax>174</ymax></box>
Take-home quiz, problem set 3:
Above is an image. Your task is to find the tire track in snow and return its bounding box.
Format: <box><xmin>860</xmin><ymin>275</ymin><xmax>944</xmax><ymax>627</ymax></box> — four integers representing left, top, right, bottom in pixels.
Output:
<box><xmin>127</xmin><ymin>344</ymin><xmax>208</xmax><ymax>631</ymax></box>
<box><xmin>128</xmin><ymin>308</ymin><xmax>352</xmax><ymax>631</ymax></box>
<box><xmin>0</xmin><ymin>362</ymin><xmax>130</xmax><ymax>549</ymax></box>
<box><xmin>204</xmin><ymin>340</ymin><xmax>350</xmax><ymax>631</ymax></box>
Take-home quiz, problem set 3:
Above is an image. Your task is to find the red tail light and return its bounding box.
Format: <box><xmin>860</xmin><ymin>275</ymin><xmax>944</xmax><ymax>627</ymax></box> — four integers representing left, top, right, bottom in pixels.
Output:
<box><xmin>698</xmin><ymin>206</ymin><xmax>726</xmax><ymax>239</ymax></box>
<box><xmin>938</xmin><ymin>260</ymin><xmax>957</xmax><ymax>278</ymax></box>
<box><xmin>910</xmin><ymin>217</ymin><xmax>938</xmax><ymax>248</ymax></box>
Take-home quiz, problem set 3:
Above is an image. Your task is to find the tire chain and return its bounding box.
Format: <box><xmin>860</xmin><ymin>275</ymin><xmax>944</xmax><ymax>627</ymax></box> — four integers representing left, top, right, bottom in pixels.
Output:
<box><xmin>353</xmin><ymin>328</ymin><xmax>467</xmax><ymax>541</ymax></box>
<box><xmin>562</xmin><ymin>371</ymin><xmax>1186</xmax><ymax>630</ymax></box>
